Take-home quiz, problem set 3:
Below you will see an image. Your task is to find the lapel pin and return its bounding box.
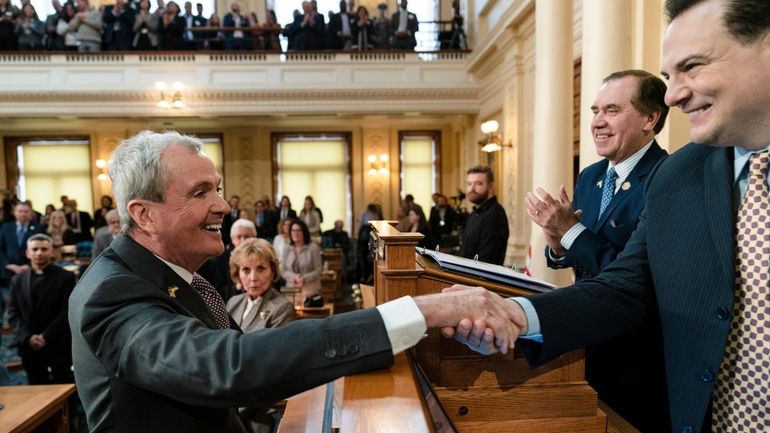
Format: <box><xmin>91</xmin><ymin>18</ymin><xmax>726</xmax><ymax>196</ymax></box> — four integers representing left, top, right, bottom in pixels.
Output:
<box><xmin>168</xmin><ymin>286</ymin><xmax>179</xmax><ymax>298</ymax></box>
<box><xmin>597</xmin><ymin>180</ymin><xmax>603</xmax><ymax>188</ymax></box>
<box><xmin>621</xmin><ymin>181</ymin><xmax>631</xmax><ymax>191</ymax></box>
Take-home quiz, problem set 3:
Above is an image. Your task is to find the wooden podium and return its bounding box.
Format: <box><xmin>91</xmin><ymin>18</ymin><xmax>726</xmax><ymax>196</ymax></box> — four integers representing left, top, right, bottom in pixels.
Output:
<box><xmin>279</xmin><ymin>221</ymin><xmax>615</xmax><ymax>433</ymax></box>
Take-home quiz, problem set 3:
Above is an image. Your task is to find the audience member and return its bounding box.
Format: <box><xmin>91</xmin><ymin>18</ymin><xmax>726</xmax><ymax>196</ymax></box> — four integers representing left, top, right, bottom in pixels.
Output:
<box><xmin>197</xmin><ymin>218</ymin><xmax>257</xmax><ymax>302</ymax></box>
<box><xmin>181</xmin><ymin>1</ymin><xmax>204</xmax><ymax>49</ymax></box>
<box><xmin>371</xmin><ymin>2</ymin><xmax>389</xmax><ymax>49</ymax></box>
<box><xmin>91</xmin><ymin>209</ymin><xmax>120</xmax><ymax>260</ymax></box>
<box><xmin>41</xmin><ymin>203</ymin><xmax>56</xmax><ymax>225</ymax></box>
<box><xmin>254</xmin><ymin>199</ymin><xmax>278</xmax><ymax>242</ymax></box>
<box><xmin>390</xmin><ymin>0</ymin><xmax>417</xmax><ymax>50</ymax></box>
<box><xmin>428</xmin><ymin>193</ymin><xmax>457</xmax><ymax>247</ymax></box>
<box><xmin>277</xmin><ymin>195</ymin><xmax>296</xmax><ymax>221</ymax></box>
<box><xmin>55</xmin><ymin>1</ymin><xmax>78</xmax><ymax>50</ymax></box>
<box><xmin>407</xmin><ymin>204</ymin><xmax>433</xmax><ymax>249</ymax></box>
<box><xmin>159</xmin><ymin>0</ymin><xmax>185</xmax><ymax>50</ymax></box>
<box><xmin>68</xmin><ymin>0</ymin><xmax>102</xmax><ymax>52</ymax></box>
<box><xmin>132</xmin><ymin>0</ymin><xmax>158</xmax><ymax>49</ymax></box>
<box><xmin>0</xmin><ymin>0</ymin><xmax>19</xmax><ymax>51</ymax></box>
<box><xmin>8</xmin><ymin>234</ymin><xmax>76</xmax><ymax>384</ymax></box>
<box><xmin>221</xmin><ymin>194</ymin><xmax>241</xmax><ymax>246</ymax></box>
<box><xmin>281</xmin><ymin>219</ymin><xmax>322</xmax><ymax>305</ymax></box>
<box><xmin>102</xmin><ymin>0</ymin><xmax>134</xmax><ymax>50</ymax></box>
<box><xmin>322</xmin><ymin>219</ymin><xmax>349</xmax><ymax>250</ymax></box>
<box><xmin>458</xmin><ymin>165</ymin><xmax>508</xmax><ymax>265</ymax></box>
<box><xmin>15</xmin><ymin>3</ymin><xmax>44</xmax><ymax>50</ymax></box>
<box><xmin>327</xmin><ymin>0</ymin><xmax>353</xmax><ymax>50</ymax></box>
<box><xmin>291</xmin><ymin>0</ymin><xmax>324</xmax><ymax>50</ymax></box>
<box><xmin>260</xmin><ymin>8</ymin><xmax>280</xmax><ymax>51</ymax></box>
<box><xmin>0</xmin><ymin>202</ymin><xmax>46</xmax><ymax>287</ymax></box>
<box><xmin>299</xmin><ymin>195</ymin><xmax>322</xmax><ymax>239</ymax></box>
<box><xmin>93</xmin><ymin>195</ymin><xmax>115</xmax><ymax>231</ymax></box>
<box><xmin>204</xmin><ymin>13</ymin><xmax>223</xmax><ymax>49</ymax></box>
<box><xmin>46</xmin><ymin>209</ymin><xmax>77</xmax><ymax>256</ymax></box>
<box><xmin>272</xmin><ymin>217</ymin><xmax>292</xmax><ymax>263</ymax></box>
<box><xmin>223</xmin><ymin>1</ymin><xmax>250</xmax><ymax>50</ymax></box>
<box><xmin>44</xmin><ymin>0</ymin><xmax>64</xmax><ymax>51</ymax></box>
<box><xmin>65</xmin><ymin>199</ymin><xmax>94</xmax><ymax>242</ymax></box>
<box><xmin>351</xmin><ymin>5</ymin><xmax>372</xmax><ymax>50</ymax></box>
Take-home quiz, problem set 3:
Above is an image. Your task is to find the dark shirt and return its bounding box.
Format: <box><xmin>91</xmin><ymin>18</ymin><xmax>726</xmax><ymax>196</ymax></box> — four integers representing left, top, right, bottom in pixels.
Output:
<box><xmin>458</xmin><ymin>196</ymin><xmax>508</xmax><ymax>265</ymax></box>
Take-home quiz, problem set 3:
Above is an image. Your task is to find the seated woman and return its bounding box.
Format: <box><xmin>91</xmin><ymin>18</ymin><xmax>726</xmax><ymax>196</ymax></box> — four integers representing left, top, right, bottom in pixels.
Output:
<box><xmin>46</xmin><ymin>209</ymin><xmax>77</xmax><ymax>259</ymax></box>
<box><xmin>280</xmin><ymin>219</ymin><xmax>322</xmax><ymax>305</ymax></box>
<box><xmin>225</xmin><ymin>238</ymin><xmax>294</xmax><ymax>433</ymax></box>
<box><xmin>226</xmin><ymin>238</ymin><xmax>295</xmax><ymax>332</ymax></box>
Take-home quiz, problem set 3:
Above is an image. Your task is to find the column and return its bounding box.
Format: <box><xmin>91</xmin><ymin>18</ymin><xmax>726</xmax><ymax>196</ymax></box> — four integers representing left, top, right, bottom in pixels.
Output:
<box><xmin>529</xmin><ymin>0</ymin><xmax>573</xmax><ymax>285</ymax></box>
<box><xmin>579</xmin><ymin>0</ymin><xmax>633</xmax><ymax>168</ymax></box>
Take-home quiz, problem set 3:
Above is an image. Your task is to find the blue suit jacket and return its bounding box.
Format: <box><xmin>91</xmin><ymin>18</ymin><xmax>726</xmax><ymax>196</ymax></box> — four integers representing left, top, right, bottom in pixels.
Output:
<box><xmin>547</xmin><ymin>140</ymin><xmax>668</xmax><ymax>280</ymax></box>
<box><xmin>545</xmin><ymin>141</ymin><xmax>669</xmax><ymax>432</ymax></box>
<box><xmin>0</xmin><ymin>221</ymin><xmax>46</xmax><ymax>283</ymax></box>
<box><xmin>524</xmin><ymin>143</ymin><xmax>740</xmax><ymax>433</ymax></box>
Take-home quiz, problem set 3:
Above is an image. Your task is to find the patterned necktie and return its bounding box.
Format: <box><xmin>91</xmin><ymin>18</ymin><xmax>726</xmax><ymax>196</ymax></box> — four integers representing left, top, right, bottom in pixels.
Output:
<box><xmin>712</xmin><ymin>150</ymin><xmax>770</xmax><ymax>432</ymax></box>
<box><xmin>190</xmin><ymin>273</ymin><xmax>230</xmax><ymax>329</ymax></box>
<box><xmin>599</xmin><ymin>167</ymin><xmax>618</xmax><ymax>217</ymax></box>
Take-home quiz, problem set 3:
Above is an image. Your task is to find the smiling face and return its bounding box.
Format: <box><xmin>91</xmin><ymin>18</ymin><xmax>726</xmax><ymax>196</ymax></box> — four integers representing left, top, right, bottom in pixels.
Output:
<box><xmin>662</xmin><ymin>0</ymin><xmax>770</xmax><ymax>150</ymax></box>
<box><xmin>590</xmin><ymin>76</ymin><xmax>658</xmax><ymax>165</ymax></box>
<box><xmin>131</xmin><ymin>144</ymin><xmax>229</xmax><ymax>272</ymax></box>
<box><xmin>237</xmin><ymin>254</ymin><xmax>273</xmax><ymax>300</ymax></box>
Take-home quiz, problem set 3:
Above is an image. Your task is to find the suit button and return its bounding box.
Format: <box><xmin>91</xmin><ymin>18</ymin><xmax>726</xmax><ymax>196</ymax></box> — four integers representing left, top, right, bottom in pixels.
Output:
<box><xmin>681</xmin><ymin>425</ymin><xmax>693</xmax><ymax>433</ymax></box>
<box><xmin>348</xmin><ymin>343</ymin><xmax>359</xmax><ymax>354</ymax></box>
<box><xmin>700</xmin><ymin>369</ymin><xmax>714</xmax><ymax>383</ymax></box>
<box><xmin>716</xmin><ymin>307</ymin><xmax>730</xmax><ymax>320</ymax></box>
<box><xmin>324</xmin><ymin>348</ymin><xmax>337</xmax><ymax>358</ymax></box>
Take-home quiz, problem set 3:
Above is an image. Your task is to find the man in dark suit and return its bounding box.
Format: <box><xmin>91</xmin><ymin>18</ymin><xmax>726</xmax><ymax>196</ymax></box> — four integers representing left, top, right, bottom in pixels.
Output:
<box><xmin>446</xmin><ymin>1</ymin><xmax>770</xmax><ymax>432</ymax></box>
<box><xmin>0</xmin><ymin>202</ymin><xmax>46</xmax><ymax>287</ymax></box>
<box><xmin>390</xmin><ymin>0</ymin><xmax>417</xmax><ymax>50</ymax></box>
<box><xmin>8</xmin><ymin>234</ymin><xmax>76</xmax><ymax>384</ymax></box>
<box><xmin>65</xmin><ymin>199</ymin><xmax>94</xmax><ymax>243</ymax></box>
<box><xmin>291</xmin><ymin>0</ymin><xmax>325</xmax><ymax>51</ymax></box>
<box><xmin>527</xmin><ymin>69</ymin><xmax>669</xmax><ymax>432</ymax></box>
<box><xmin>69</xmin><ymin>130</ymin><xmax>521</xmax><ymax>433</ymax></box>
<box><xmin>327</xmin><ymin>0</ymin><xmax>354</xmax><ymax>50</ymax></box>
<box><xmin>221</xmin><ymin>194</ymin><xmax>241</xmax><ymax>247</ymax></box>
<box><xmin>458</xmin><ymin>165</ymin><xmax>509</xmax><ymax>265</ymax></box>
<box><xmin>428</xmin><ymin>193</ymin><xmax>457</xmax><ymax>248</ymax></box>
<box><xmin>102</xmin><ymin>0</ymin><xmax>135</xmax><ymax>51</ymax></box>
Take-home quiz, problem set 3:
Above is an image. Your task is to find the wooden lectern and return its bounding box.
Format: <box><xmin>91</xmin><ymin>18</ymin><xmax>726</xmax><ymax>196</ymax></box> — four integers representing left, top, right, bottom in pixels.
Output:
<box><xmin>278</xmin><ymin>221</ymin><xmax>619</xmax><ymax>433</ymax></box>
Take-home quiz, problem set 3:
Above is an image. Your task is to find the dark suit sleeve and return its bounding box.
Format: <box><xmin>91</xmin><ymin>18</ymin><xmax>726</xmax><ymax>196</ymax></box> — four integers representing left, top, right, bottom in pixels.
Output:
<box><xmin>42</xmin><ymin>269</ymin><xmax>76</xmax><ymax>343</ymax></box>
<box><xmin>8</xmin><ymin>275</ymin><xmax>31</xmax><ymax>345</ymax></box>
<box><xmin>76</xmin><ymin>272</ymin><xmax>394</xmax><ymax>407</ymax></box>
<box><xmin>521</xmin><ymin>211</ymin><xmax>654</xmax><ymax>364</ymax></box>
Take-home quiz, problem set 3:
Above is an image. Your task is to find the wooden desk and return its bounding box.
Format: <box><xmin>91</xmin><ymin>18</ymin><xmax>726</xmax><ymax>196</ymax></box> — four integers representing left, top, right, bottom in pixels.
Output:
<box><xmin>0</xmin><ymin>384</ymin><xmax>75</xmax><ymax>433</ymax></box>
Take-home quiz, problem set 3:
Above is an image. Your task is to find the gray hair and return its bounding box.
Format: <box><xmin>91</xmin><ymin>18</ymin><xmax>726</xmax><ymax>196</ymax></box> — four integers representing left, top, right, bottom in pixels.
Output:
<box><xmin>105</xmin><ymin>208</ymin><xmax>120</xmax><ymax>221</ymax></box>
<box><xmin>109</xmin><ymin>130</ymin><xmax>202</xmax><ymax>234</ymax></box>
<box><xmin>231</xmin><ymin>218</ymin><xmax>257</xmax><ymax>237</ymax></box>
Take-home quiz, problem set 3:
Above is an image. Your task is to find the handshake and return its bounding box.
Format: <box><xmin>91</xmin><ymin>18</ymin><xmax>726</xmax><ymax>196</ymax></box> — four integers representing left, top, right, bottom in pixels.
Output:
<box><xmin>414</xmin><ymin>285</ymin><xmax>528</xmax><ymax>355</ymax></box>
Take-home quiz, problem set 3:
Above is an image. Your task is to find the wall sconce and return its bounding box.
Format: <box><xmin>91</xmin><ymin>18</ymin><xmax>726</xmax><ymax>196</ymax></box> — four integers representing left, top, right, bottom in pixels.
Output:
<box><xmin>95</xmin><ymin>159</ymin><xmax>110</xmax><ymax>181</ymax></box>
<box><xmin>479</xmin><ymin>120</ymin><xmax>513</xmax><ymax>153</ymax></box>
<box><xmin>367</xmin><ymin>154</ymin><xmax>389</xmax><ymax>175</ymax></box>
<box><xmin>155</xmin><ymin>81</ymin><xmax>186</xmax><ymax>109</ymax></box>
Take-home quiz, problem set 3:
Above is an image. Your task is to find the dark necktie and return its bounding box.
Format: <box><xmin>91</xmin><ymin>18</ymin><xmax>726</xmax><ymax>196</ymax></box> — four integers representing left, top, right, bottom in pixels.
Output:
<box><xmin>712</xmin><ymin>151</ymin><xmax>770</xmax><ymax>431</ymax></box>
<box><xmin>599</xmin><ymin>167</ymin><xmax>618</xmax><ymax>218</ymax></box>
<box><xmin>190</xmin><ymin>273</ymin><xmax>230</xmax><ymax>329</ymax></box>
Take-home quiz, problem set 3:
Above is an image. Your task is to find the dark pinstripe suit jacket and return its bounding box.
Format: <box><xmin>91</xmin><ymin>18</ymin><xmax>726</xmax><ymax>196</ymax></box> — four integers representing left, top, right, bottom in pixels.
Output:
<box><xmin>523</xmin><ymin>143</ymin><xmax>736</xmax><ymax>433</ymax></box>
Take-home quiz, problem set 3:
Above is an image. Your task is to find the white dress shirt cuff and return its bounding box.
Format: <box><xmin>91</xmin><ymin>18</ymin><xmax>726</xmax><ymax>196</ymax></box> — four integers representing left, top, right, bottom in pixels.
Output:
<box><xmin>560</xmin><ymin>223</ymin><xmax>588</xmax><ymax>251</ymax></box>
<box><xmin>376</xmin><ymin>296</ymin><xmax>427</xmax><ymax>355</ymax></box>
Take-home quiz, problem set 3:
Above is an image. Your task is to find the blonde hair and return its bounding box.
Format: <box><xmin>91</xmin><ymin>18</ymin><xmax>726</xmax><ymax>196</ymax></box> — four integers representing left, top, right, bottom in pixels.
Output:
<box><xmin>229</xmin><ymin>238</ymin><xmax>280</xmax><ymax>285</ymax></box>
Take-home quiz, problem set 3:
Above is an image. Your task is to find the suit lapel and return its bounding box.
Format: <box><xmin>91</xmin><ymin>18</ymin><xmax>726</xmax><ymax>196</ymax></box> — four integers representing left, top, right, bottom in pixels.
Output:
<box><xmin>704</xmin><ymin>146</ymin><xmax>735</xmax><ymax>285</ymax></box>
<box><xmin>110</xmin><ymin>235</ymin><xmax>221</xmax><ymax>330</ymax></box>
<box><xmin>596</xmin><ymin>141</ymin><xmax>665</xmax><ymax>228</ymax></box>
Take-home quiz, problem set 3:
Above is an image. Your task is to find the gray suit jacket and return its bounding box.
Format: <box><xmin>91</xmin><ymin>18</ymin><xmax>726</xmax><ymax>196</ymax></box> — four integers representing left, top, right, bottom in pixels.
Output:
<box><xmin>522</xmin><ymin>143</ymin><xmax>738</xmax><ymax>433</ymax></box>
<box><xmin>226</xmin><ymin>289</ymin><xmax>295</xmax><ymax>332</ymax></box>
<box><xmin>69</xmin><ymin>235</ymin><xmax>393</xmax><ymax>433</ymax></box>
